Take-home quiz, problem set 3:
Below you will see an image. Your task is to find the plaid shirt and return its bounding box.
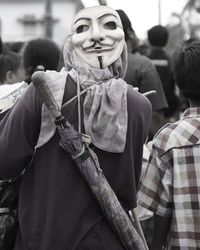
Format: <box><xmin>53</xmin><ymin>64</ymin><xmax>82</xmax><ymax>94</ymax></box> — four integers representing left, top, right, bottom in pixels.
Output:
<box><xmin>138</xmin><ymin>107</ymin><xmax>200</xmax><ymax>249</ymax></box>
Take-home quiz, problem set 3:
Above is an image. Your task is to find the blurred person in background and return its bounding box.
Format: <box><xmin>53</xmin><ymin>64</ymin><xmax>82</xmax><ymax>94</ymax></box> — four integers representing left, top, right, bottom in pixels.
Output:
<box><xmin>0</xmin><ymin>51</ymin><xmax>27</xmax><ymax>119</ymax></box>
<box><xmin>0</xmin><ymin>50</ymin><xmax>27</xmax><ymax>250</ymax></box>
<box><xmin>116</xmin><ymin>9</ymin><xmax>168</xmax><ymax>140</ymax></box>
<box><xmin>138</xmin><ymin>42</ymin><xmax>151</xmax><ymax>57</ymax></box>
<box><xmin>0</xmin><ymin>37</ymin><xmax>3</xmax><ymax>54</ymax></box>
<box><xmin>0</xmin><ymin>36</ymin><xmax>9</xmax><ymax>54</ymax></box>
<box><xmin>0</xmin><ymin>51</ymin><xmax>25</xmax><ymax>85</ymax></box>
<box><xmin>147</xmin><ymin>25</ymin><xmax>181</xmax><ymax>122</ymax></box>
<box><xmin>6</xmin><ymin>41</ymin><xmax>25</xmax><ymax>54</ymax></box>
<box><xmin>22</xmin><ymin>38</ymin><xmax>61</xmax><ymax>84</ymax></box>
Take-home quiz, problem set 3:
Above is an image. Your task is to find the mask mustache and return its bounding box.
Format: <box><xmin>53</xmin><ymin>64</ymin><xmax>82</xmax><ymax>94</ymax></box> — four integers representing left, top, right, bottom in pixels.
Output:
<box><xmin>82</xmin><ymin>41</ymin><xmax>115</xmax><ymax>50</ymax></box>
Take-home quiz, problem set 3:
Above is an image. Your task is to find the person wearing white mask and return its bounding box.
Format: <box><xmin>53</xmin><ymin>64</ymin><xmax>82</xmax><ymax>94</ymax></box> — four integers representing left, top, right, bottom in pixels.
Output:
<box><xmin>0</xmin><ymin>6</ymin><xmax>151</xmax><ymax>250</ymax></box>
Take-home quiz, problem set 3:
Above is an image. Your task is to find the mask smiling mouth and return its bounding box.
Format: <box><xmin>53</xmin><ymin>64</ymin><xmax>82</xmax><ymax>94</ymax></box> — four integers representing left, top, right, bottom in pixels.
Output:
<box><xmin>82</xmin><ymin>42</ymin><xmax>116</xmax><ymax>53</ymax></box>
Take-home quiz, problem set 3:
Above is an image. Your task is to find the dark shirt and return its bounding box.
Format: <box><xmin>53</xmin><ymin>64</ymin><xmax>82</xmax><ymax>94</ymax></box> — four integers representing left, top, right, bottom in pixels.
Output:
<box><xmin>125</xmin><ymin>52</ymin><xmax>168</xmax><ymax>111</ymax></box>
<box><xmin>148</xmin><ymin>48</ymin><xmax>180</xmax><ymax>117</ymax></box>
<box><xmin>0</xmin><ymin>75</ymin><xmax>151</xmax><ymax>250</ymax></box>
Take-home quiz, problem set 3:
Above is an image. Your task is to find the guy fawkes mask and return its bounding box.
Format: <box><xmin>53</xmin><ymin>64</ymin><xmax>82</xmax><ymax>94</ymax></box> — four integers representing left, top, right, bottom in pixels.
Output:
<box><xmin>72</xmin><ymin>6</ymin><xmax>125</xmax><ymax>69</ymax></box>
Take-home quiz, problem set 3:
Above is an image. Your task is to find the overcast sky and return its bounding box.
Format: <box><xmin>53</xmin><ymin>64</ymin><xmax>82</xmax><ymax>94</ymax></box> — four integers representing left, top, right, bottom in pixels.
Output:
<box><xmin>82</xmin><ymin>0</ymin><xmax>188</xmax><ymax>40</ymax></box>
<box><xmin>107</xmin><ymin>0</ymin><xmax>188</xmax><ymax>39</ymax></box>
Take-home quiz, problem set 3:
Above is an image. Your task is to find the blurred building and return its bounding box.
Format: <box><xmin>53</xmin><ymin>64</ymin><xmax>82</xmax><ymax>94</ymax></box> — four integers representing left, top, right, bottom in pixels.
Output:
<box><xmin>0</xmin><ymin>0</ymin><xmax>82</xmax><ymax>47</ymax></box>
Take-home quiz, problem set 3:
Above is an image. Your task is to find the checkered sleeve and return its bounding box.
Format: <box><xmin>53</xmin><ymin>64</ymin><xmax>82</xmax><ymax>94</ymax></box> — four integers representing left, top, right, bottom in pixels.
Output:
<box><xmin>138</xmin><ymin>144</ymin><xmax>173</xmax><ymax>217</ymax></box>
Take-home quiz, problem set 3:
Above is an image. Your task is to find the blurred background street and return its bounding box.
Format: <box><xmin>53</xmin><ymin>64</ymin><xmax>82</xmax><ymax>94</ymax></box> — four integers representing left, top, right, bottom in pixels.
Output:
<box><xmin>0</xmin><ymin>0</ymin><xmax>200</xmax><ymax>53</ymax></box>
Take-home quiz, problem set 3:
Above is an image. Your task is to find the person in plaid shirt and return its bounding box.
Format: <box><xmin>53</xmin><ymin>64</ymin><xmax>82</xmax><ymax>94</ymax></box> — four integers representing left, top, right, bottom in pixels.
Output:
<box><xmin>138</xmin><ymin>40</ymin><xmax>200</xmax><ymax>249</ymax></box>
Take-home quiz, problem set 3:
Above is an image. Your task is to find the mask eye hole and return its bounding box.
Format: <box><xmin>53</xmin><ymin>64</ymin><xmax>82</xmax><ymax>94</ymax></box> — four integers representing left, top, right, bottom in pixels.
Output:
<box><xmin>76</xmin><ymin>25</ymin><xmax>89</xmax><ymax>33</ymax></box>
<box><xmin>104</xmin><ymin>21</ymin><xmax>117</xmax><ymax>30</ymax></box>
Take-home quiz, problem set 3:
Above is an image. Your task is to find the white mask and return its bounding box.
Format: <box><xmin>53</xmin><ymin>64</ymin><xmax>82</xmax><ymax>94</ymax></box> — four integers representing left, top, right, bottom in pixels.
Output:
<box><xmin>72</xmin><ymin>6</ymin><xmax>125</xmax><ymax>69</ymax></box>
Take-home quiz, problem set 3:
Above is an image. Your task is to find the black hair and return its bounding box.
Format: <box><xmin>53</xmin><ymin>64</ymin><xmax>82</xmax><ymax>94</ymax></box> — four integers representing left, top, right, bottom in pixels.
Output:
<box><xmin>116</xmin><ymin>9</ymin><xmax>134</xmax><ymax>41</ymax></box>
<box><xmin>7</xmin><ymin>41</ymin><xmax>25</xmax><ymax>53</ymax></box>
<box><xmin>22</xmin><ymin>38</ymin><xmax>61</xmax><ymax>84</ymax></box>
<box><xmin>116</xmin><ymin>9</ymin><xmax>139</xmax><ymax>53</ymax></box>
<box><xmin>148</xmin><ymin>25</ymin><xmax>169</xmax><ymax>47</ymax></box>
<box><xmin>0</xmin><ymin>51</ymin><xmax>22</xmax><ymax>83</ymax></box>
<box><xmin>171</xmin><ymin>40</ymin><xmax>200</xmax><ymax>101</ymax></box>
<box><xmin>0</xmin><ymin>37</ymin><xmax>2</xmax><ymax>54</ymax></box>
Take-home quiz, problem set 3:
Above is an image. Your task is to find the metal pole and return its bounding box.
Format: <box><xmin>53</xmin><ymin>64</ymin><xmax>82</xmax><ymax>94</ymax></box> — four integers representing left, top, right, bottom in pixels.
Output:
<box><xmin>44</xmin><ymin>0</ymin><xmax>53</xmax><ymax>38</ymax></box>
<box><xmin>158</xmin><ymin>0</ymin><xmax>161</xmax><ymax>24</ymax></box>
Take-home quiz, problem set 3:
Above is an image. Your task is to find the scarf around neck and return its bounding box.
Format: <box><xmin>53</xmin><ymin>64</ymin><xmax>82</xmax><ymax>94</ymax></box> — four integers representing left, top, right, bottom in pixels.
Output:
<box><xmin>63</xmin><ymin>35</ymin><xmax>128</xmax><ymax>153</ymax></box>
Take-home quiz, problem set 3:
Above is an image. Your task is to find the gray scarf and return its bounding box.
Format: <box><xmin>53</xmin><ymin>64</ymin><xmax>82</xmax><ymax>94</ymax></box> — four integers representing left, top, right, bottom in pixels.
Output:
<box><xmin>63</xmin><ymin>36</ymin><xmax>128</xmax><ymax>153</ymax></box>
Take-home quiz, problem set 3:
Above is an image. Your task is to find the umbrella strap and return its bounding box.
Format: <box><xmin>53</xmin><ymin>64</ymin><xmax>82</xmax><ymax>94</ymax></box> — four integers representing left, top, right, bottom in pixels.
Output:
<box><xmin>76</xmin><ymin>72</ymin><xmax>81</xmax><ymax>134</ymax></box>
<box><xmin>72</xmin><ymin>145</ymin><xmax>85</xmax><ymax>160</ymax></box>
